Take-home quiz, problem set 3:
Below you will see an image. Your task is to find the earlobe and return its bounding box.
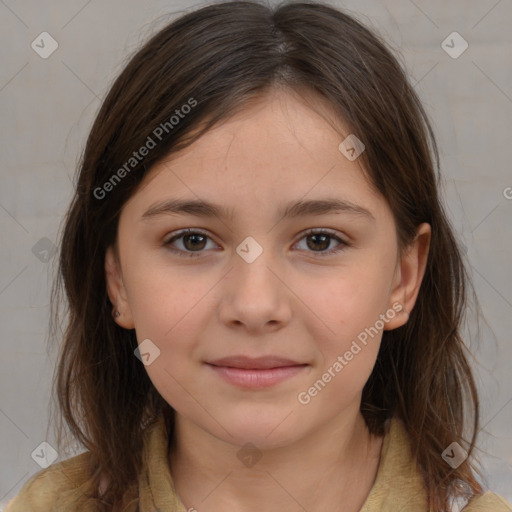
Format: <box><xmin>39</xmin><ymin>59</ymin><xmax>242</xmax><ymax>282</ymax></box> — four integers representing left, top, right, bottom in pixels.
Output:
<box><xmin>384</xmin><ymin>223</ymin><xmax>431</xmax><ymax>331</ymax></box>
<box><xmin>104</xmin><ymin>245</ymin><xmax>135</xmax><ymax>329</ymax></box>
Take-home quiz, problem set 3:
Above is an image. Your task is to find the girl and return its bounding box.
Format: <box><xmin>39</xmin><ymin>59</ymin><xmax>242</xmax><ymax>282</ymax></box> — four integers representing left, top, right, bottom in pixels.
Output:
<box><xmin>6</xmin><ymin>1</ymin><xmax>511</xmax><ymax>511</ymax></box>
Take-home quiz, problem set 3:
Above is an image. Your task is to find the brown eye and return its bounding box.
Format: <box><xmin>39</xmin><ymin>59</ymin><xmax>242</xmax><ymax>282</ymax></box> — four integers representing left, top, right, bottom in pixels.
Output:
<box><xmin>306</xmin><ymin>233</ymin><xmax>330</xmax><ymax>251</ymax></box>
<box><xmin>294</xmin><ymin>229</ymin><xmax>348</xmax><ymax>256</ymax></box>
<box><xmin>181</xmin><ymin>233</ymin><xmax>207</xmax><ymax>251</ymax></box>
<box><xmin>164</xmin><ymin>229</ymin><xmax>217</xmax><ymax>257</ymax></box>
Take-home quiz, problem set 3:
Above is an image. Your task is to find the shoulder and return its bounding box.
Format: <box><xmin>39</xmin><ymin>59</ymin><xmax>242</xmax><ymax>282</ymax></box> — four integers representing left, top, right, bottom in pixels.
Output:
<box><xmin>462</xmin><ymin>491</ymin><xmax>512</xmax><ymax>511</ymax></box>
<box><xmin>5</xmin><ymin>451</ymin><xmax>95</xmax><ymax>512</ymax></box>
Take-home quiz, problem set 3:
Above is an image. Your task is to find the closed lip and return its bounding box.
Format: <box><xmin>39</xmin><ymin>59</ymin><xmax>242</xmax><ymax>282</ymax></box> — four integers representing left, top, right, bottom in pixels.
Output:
<box><xmin>206</xmin><ymin>355</ymin><xmax>307</xmax><ymax>369</ymax></box>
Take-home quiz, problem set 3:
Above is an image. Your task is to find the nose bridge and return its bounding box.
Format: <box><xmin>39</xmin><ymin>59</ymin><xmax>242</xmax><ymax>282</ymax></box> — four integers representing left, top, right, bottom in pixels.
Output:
<box><xmin>232</xmin><ymin>234</ymin><xmax>280</xmax><ymax>292</ymax></box>
<box><xmin>217</xmin><ymin>233</ymin><xmax>292</xmax><ymax>330</ymax></box>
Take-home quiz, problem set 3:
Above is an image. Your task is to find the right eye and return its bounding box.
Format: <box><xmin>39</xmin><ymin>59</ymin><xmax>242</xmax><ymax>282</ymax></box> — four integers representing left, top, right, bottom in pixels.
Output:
<box><xmin>163</xmin><ymin>229</ymin><xmax>220</xmax><ymax>257</ymax></box>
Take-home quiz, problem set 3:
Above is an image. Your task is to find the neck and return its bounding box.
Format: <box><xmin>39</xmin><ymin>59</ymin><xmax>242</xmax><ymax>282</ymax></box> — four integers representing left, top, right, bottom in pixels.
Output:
<box><xmin>169</xmin><ymin>408</ymin><xmax>383</xmax><ymax>512</ymax></box>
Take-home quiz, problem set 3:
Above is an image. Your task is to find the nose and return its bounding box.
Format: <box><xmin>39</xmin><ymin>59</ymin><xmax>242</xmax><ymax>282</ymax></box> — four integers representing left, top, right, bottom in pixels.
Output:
<box><xmin>217</xmin><ymin>246</ymin><xmax>293</xmax><ymax>334</ymax></box>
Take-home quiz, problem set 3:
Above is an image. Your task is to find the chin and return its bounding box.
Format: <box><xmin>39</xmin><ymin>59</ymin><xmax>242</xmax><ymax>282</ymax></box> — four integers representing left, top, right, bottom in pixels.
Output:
<box><xmin>215</xmin><ymin>409</ymin><xmax>306</xmax><ymax>449</ymax></box>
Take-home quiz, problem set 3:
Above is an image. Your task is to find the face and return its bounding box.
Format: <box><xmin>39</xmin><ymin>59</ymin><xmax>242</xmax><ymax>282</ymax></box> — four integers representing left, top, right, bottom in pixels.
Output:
<box><xmin>105</xmin><ymin>88</ymin><xmax>430</xmax><ymax>449</ymax></box>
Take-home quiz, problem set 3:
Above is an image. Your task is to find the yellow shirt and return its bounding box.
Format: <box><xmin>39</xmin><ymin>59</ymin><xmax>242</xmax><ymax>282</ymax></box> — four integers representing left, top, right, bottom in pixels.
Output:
<box><xmin>6</xmin><ymin>415</ymin><xmax>511</xmax><ymax>511</ymax></box>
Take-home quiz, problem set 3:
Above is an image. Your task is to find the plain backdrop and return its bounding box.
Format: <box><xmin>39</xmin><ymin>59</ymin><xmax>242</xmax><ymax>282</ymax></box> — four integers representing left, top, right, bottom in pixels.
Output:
<box><xmin>0</xmin><ymin>0</ymin><xmax>511</xmax><ymax>508</ymax></box>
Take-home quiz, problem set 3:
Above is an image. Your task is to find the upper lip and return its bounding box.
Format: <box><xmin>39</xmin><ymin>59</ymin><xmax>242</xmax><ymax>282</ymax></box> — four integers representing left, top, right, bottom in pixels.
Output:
<box><xmin>206</xmin><ymin>356</ymin><xmax>306</xmax><ymax>370</ymax></box>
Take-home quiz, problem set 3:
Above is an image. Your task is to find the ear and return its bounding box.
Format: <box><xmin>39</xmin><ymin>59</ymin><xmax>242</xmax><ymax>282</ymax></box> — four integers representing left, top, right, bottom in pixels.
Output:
<box><xmin>105</xmin><ymin>245</ymin><xmax>135</xmax><ymax>329</ymax></box>
<box><xmin>384</xmin><ymin>222</ymin><xmax>431</xmax><ymax>331</ymax></box>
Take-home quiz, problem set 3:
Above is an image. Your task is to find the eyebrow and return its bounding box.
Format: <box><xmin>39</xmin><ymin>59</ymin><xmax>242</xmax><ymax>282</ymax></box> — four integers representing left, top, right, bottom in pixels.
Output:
<box><xmin>141</xmin><ymin>198</ymin><xmax>376</xmax><ymax>222</ymax></box>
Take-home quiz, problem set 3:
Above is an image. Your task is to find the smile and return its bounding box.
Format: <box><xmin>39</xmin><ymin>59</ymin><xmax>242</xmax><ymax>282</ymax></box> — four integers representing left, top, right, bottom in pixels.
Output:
<box><xmin>206</xmin><ymin>364</ymin><xmax>308</xmax><ymax>388</ymax></box>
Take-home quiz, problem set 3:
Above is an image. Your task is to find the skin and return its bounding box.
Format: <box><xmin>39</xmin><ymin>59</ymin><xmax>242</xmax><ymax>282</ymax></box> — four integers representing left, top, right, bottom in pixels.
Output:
<box><xmin>105</xmin><ymin>87</ymin><xmax>431</xmax><ymax>512</ymax></box>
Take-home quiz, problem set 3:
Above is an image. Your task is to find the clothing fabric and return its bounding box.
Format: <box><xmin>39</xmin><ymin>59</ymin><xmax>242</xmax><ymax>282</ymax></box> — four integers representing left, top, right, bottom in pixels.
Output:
<box><xmin>6</xmin><ymin>414</ymin><xmax>511</xmax><ymax>511</ymax></box>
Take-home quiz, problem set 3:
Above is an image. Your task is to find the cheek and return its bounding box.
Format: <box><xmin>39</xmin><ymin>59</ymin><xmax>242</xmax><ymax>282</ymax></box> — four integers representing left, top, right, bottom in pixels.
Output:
<box><xmin>300</xmin><ymin>267</ymin><xmax>392</xmax><ymax>402</ymax></box>
<box><xmin>123</xmin><ymin>259</ymin><xmax>210</xmax><ymax>338</ymax></box>
<box><xmin>301</xmin><ymin>273</ymin><xmax>387</xmax><ymax>406</ymax></box>
<box><xmin>308</xmin><ymin>263</ymin><xmax>392</xmax><ymax>342</ymax></box>
<box><xmin>124</xmin><ymin>268</ymin><xmax>214</xmax><ymax>411</ymax></box>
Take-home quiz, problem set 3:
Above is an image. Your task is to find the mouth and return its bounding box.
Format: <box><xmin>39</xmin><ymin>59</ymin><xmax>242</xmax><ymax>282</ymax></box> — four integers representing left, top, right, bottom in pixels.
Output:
<box><xmin>205</xmin><ymin>356</ymin><xmax>308</xmax><ymax>388</ymax></box>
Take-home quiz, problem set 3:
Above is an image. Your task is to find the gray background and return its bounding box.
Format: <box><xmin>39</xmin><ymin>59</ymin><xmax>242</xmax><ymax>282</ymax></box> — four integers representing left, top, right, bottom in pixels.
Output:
<box><xmin>0</xmin><ymin>0</ymin><xmax>511</xmax><ymax>508</ymax></box>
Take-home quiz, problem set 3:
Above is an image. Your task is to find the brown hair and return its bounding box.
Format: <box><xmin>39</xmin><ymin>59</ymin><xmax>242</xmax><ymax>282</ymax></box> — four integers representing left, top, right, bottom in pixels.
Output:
<box><xmin>48</xmin><ymin>1</ymin><xmax>485</xmax><ymax>510</ymax></box>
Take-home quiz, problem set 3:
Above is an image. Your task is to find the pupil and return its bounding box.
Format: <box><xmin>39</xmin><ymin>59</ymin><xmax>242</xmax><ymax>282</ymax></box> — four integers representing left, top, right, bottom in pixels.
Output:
<box><xmin>308</xmin><ymin>234</ymin><xmax>329</xmax><ymax>251</ymax></box>
<box><xmin>185</xmin><ymin>234</ymin><xmax>205</xmax><ymax>251</ymax></box>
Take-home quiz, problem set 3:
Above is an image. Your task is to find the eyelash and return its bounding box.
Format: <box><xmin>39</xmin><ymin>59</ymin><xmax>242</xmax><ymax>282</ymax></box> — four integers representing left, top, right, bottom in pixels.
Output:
<box><xmin>163</xmin><ymin>228</ymin><xmax>349</xmax><ymax>258</ymax></box>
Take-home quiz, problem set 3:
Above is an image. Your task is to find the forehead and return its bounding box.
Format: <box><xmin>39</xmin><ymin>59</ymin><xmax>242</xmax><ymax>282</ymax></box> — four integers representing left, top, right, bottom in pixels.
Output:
<box><xmin>158</xmin><ymin>88</ymin><xmax>351</xmax><ymax>172</ymax></box>
<box><xmin>124</xmin><ymin>89</ymin><xmax>389</xmax><ymax>223</ymax></box>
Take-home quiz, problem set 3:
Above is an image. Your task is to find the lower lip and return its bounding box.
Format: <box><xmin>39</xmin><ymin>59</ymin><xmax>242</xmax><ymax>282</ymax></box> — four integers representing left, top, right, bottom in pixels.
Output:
<box><xmin>207</xmin><ymin>364</ymin><xmax>307</xmax><ymax>388</ymax></box>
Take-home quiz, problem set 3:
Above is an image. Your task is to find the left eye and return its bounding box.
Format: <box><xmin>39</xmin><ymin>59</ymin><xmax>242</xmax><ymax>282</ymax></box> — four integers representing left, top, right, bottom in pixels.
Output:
<box><xmin>163</xmin><ymin>228</ymin><xmax>348</xmax><ymax>258</ymax></box>
<box><xmin>294</xmin><ymin>229</ymin><xmax>347</xmax><ymax>255</ymax></box>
